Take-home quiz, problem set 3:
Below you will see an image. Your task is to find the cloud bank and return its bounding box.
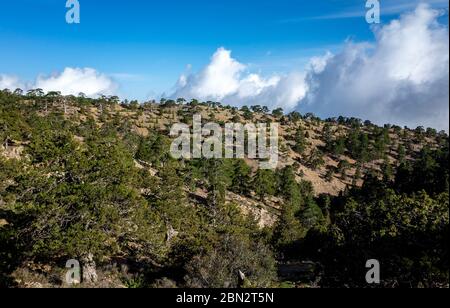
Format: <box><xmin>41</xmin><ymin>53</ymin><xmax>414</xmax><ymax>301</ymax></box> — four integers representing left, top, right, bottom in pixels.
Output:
<box><xmin>170</xmin><ymin>4</ymin><xmax>449</xmax><ymax>130</ymax></box>
<box><xmin>0</xmin><ymin>68</ymin><xmax>117</xmax><ymax>98</ymax></box>
<box><xmin>301</xmin><ymin>4</ymin><xmax>449</xmax><ymax>131</ymax></box>
<box><xmin>0</xmin><ymin>75</ymin><xmax>22</xmax><ymax>91</ymax></box>
<box><xmin>171</xmin><ymin>48</ymin><xmax>308</xmax><ymax>110</ymax></box>
<box><xmin>35</xmin><ymin>67</ymin><xmax>117</xmax><ymax>97</ymax></box>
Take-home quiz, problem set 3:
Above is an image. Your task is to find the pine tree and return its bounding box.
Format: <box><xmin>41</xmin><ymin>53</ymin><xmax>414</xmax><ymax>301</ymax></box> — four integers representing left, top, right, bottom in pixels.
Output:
<box><xmin>252</xmin><ymin>169</ymin><xmax>276</xmax><ymax>201</ymax></box>
<box><xmin>204</xmin><ymin>159</ymin><xmax>232</xmax><ymax>223</ymax></box>
<box><xmin>231</xmin><ymin>160</ymin><xmax>252</xmax><ymax>196</ymax></box>
<box><xmin>293</xmin><ymin>128</ymin><xmax>307</xmax><ymax>155</ymax></box>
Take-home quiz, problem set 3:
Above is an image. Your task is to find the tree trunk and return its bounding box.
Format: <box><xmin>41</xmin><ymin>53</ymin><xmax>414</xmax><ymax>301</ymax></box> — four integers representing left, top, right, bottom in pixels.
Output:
<box><xmin>81</xmin><ymin>253</ymin><xmax>98</xmax><ymax>284</ymax></box>
<box><xmin>166</xmin><ymin>224</ymin><xmax>179</xmax><ymax>243</ymax></box>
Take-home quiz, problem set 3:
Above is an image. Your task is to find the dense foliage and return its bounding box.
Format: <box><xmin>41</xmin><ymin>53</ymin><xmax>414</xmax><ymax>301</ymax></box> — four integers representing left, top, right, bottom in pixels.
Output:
<box><xmin>0</xmin><ymin>89</ymin><xmax>448</xmax><ymax>288</ymax></box>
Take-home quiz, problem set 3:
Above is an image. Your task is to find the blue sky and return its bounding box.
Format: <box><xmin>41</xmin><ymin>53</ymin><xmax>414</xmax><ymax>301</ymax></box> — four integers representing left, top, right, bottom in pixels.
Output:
<box><xmin>1</xmin><ymin>0</ymin><xmax>447</xmax><ymax>99</ymax></box>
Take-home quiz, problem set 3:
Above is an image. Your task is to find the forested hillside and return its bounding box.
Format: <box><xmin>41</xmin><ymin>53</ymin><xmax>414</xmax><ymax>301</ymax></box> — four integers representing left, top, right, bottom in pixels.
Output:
<box><xmin>0</xmin><ymin>89</ymin><xmax>448</xmax><ymax>288</ymax></box>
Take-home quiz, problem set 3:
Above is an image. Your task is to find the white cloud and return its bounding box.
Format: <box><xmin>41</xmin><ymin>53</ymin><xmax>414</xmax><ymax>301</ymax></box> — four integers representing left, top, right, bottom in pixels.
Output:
<box><xmin>171</xmin><ymin>47</ymin><xmax>307</xmax><ymax>110</ymax></box>
<box><xmin>281</xmin><ymin>0</ymin><xmax>449</xmax><ymax>22</ymax></box>
<box><xmin>173</xmin><ymin>47</ymin><xmax>246</xmax><ymax>101</ymax></box>
<box><xmin>0</xmin><ymin>75</ymin><xmax>22</xmax><ymax>91</ymax></box>
<box><xmin>301</xmin><ymin>4</ymin><xmax>449</xmax><ymax>131</ymax></box>
<box><xmin>35</xmin><ymin>67</ymin><xmax>117</xmax><ymax>97</ymax></box>
<box><xmin>1</xmin><ymin>68</ymin><xmax>118</xmax><ymax>98</ymax></box>
<box><xmin>171</xmin><ymin>4</ymin><xmax>448</xmax><ymax>130</ymax></box>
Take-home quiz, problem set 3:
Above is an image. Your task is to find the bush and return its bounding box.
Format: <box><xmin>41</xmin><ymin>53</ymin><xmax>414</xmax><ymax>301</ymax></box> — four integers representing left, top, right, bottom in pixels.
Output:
<box><xmin>184</xmin><ymin>233</ymin><xmax>276</xmax><ymax>288</ymax></box>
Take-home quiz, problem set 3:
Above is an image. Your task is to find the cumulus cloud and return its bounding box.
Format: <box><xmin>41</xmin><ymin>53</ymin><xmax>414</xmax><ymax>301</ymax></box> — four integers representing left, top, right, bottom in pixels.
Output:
<box><xmin>171</xmin><ymin>47</ymin><xmax>307</xmax><ymax>110</ymax></box>
<box><xmin>0</xmin><ymin>75</ymin><xmax>22</xmax><ymax>91</ymax></box>
<box><xmin>171</xmin><ymin>4</ymin><xmax>449</xmax><ymax>130</ymax></box>
<box><xmin>301</xmin><ymin>4</ymin><xmax>449</xmax><ymax>131</ymax></box>
<box><xmin>35</xmin><ymin>67</ymin><xmax>117</xmax><ymax>97</ymax></box>
<box><xmin>1</xmin><ymin>68</ymin><xmax>117</xmax><ymax>98</ymax></box>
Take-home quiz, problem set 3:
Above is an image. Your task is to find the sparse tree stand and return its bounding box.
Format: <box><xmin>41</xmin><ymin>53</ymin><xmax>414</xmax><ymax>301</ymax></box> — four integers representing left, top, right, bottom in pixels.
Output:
<box><xmin>0</xmin><ymin>90</ymin><xmax>448</xmax><ymax>288</ymax></box>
